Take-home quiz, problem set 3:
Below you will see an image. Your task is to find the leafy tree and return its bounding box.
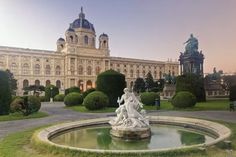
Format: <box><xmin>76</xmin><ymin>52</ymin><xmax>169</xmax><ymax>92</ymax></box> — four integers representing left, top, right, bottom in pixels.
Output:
<box><xmin>96</xmin><ymin>70</ymin><xmax>126</xmax><ymax>107</ymax></box>
<box><xmin>176</xmin><ymin>73</ymin><xmax>206</xmax><ymax>102</ymax></box>
<box><xmin>133</xmin><ymin>78</ymin><xmax>145</xmax><ymax>93</ymax></box>
<box><xmin>0</xmin><ymin>70</ymin><xmax>11</xmax><ymax>115</ymax></box>
<box><xmin>23</xmin><ymin>85</ymin><xmax>45</xmax><ymax>95</ymax></box>
<box><xmin>222</xmin><ymin>75</ymin><xmax>236</xmax><ymax>91</ymax></box>
<box><xmin>229</xmin><ymin>85</ymin><xmax>236</xmax><ymax>101</ymax></box>
<box><xmin>5</xmin><ymin>69</ymin><xmax>17</xmax><ymax>95</ymax></box>
<box><xmin>45</xmin><ymin>85</ymin><xmax>59</xmax><ymax>101</ymax></box>
<box><xmin>65</xmin><ymin>86</ymin><xmax>81</xmax><ymax>95</ymax></box>
<box><xmin>145</xmin><ymin>72</ymin><xmax>155</xmax><ymax>91</ymax></box>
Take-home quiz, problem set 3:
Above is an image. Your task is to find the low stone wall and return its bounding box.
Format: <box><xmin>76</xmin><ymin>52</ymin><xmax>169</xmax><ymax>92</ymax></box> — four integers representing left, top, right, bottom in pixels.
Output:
<box><xmin>35</xmin><ymin>116</ymin><xmax>231</xmax><ymax>154</ymax></box>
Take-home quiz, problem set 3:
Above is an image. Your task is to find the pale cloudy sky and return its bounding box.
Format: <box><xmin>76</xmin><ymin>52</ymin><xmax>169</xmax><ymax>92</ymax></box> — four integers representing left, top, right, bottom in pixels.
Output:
<box><xmin>0</xmin><ymin>0</ymin><xmax>236</xmax><ymax>74</ymax></box>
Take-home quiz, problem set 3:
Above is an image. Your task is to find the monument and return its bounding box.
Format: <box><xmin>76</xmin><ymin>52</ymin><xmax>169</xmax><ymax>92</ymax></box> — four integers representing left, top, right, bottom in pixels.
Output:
<box><xmin>109</xmin><ymin>88</ymin><xmax>151</xmax><ymax>139</ymax></box>
<box><xmin>179</xmin><ymin>34</ymin><xmax>204</xmax><ymax>76</ymax></box>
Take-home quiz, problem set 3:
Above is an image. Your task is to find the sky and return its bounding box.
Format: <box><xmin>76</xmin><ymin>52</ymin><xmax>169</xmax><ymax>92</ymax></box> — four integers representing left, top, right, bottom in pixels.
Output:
<box><xmin>0</xmin><ymin>0</ymin><xmax>236</xmax><ymax>74</ymax></box>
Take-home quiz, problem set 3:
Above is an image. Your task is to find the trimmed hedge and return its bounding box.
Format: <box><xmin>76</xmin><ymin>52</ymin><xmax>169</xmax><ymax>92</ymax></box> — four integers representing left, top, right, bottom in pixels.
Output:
<box><xmin>229</xmin><ymin>85</ymin><xmax>236</xmax><ymax>101</ymax></box>
<box><xmin>171</xmin><ymin>91</ymin><xmax>197</xmax><ymax>108</ymax></box>
<box><xmin>64</xmin><ymin>92</ymin><xmax>83</xmax><ymax>106</ymax></box>
<box><xmin>140</xmin><ymin>92</ymin><xmax>160</xmax><ymax>106</ymax></box>
<box><xmin>0</xmin><ymin>70</ymin><xmax>11</xmax><ymax>115</ymax></box>
<box><xmin>82</xmin><ymin>88</ymin><xmax>96</xmax><ymax>99</ymax></box>
<box><xmin>83</xmin><ymin>91</ymin><xmax>109</xmax><ymax>110</ymax></box>
<box><xmin>45</xmin><ymin>85</ymin><xmax>59</xmax><ymax>101</ymax></box>
<box><xmin>96</xmin><ymin>70</ymin><xmax>126</xmax><ymax>107</ymax></box>
<box><xmin>39</xmin><ymin>96</ymin><xmax>46</xmax><ymax>102</ymax></box>
<box><xmin>54</xmin><ymin>94</ymin><xmax>65</xmax><ymax>102</ymax></box>
<box><xmin>10</xmin><ymin>96</ymin><xmax>41</xmax><ymax>116</ymax></box>
<box><xmin>65</xmin><ymin>86</ymin><xmax>81</xmax><ymax>95</ymax></box>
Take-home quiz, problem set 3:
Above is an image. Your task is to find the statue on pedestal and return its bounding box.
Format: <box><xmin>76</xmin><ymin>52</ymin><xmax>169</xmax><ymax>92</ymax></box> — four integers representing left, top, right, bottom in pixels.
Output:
<box><xmin>184</xmin><ymin>34</ymin><xmax>198</xmax><ymax>53</ymax></box>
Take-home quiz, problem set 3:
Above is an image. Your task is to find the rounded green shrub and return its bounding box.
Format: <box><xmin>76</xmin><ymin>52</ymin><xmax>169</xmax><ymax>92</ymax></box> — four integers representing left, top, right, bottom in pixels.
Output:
<box><xmin>54</xmin><ymin>94</ymin><xmax>65</xmax><ymax>102</ymax></box>
<box><xmin>82</xmin><ymin>88</ymin><xmax>96</xmax><ymax>98</ymax></box>
<box><xmin>45</xmin><ymin>85</ymin><xmax>59</xmax><ymax>101</ymax></box>
<box><xmin>140</xmin><ymin>92</ymin><xmax>160</xmax><ymax>106</ymax></box>
<box><xmin>0</xmin><ymin>70</ymin><xmax>11</xmax><ymax>115</ymax></box>
<box><xmin>28</xmin><ymin>96</ymin><xmax>41</xmax><ymax>113</ymax></box>
<box><xmin>10</xmin><ymin>97</ymin><xmax>24</xmax><ymax>113</ymax></box>
<box><xmin>96</xmin><ymin>70</ymin><xmax>126</xmax><ymax>107</ymax></box>
<box><xmin>83</xmin><ymin>91</ymin><xmax>109</xmax><ymax>110</ymax></box>
<box><xmin>229</xmin><ymin>85</ymin><xmax>236</xmax><ymax>101</ymax></box>
<box><xmin>64</xmin><ymin>92</ymin><xmax>83</xmax><ymax>106</ymax></box>
<box><xmin>39</xmin><ymin>96</ymin><xmax>46</xmax><ymax>102</ymax></box>
<box><xmin>171</xmin><ymin>91</ymin><xmax>197</xmax><ymax>108</ymax></box>
<box><xmin>65</xmin><ymin>86</ymin><xmax>81</xmax><ymax>95</ymax></box>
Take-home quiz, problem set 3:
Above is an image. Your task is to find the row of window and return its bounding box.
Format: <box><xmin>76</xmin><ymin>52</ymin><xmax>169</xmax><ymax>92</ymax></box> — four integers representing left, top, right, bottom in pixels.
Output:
<box><xmin>23</xmin><ymin>79</ymin><xmax>61</xmax><ymax>89</ymax></box>
<box><xmin>67</xmin><ymin>35</ymin><xmax>95</xmax><ymax>46</ymax></box>
<box><xmin>71</xmin><ymin>66</ymin><xmax>100</xmax><ymax>75</ymax></box>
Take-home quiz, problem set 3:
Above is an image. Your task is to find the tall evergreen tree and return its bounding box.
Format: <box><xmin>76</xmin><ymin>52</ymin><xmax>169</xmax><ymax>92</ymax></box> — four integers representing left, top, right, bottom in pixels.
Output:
<box><xmin>145</xmin><ymin>72</ymin><xmax>155</xmax><ymax>91</ymax></box>
<box><xmin>5</xmin><ymin>69</ymin><xmax>17</xmax><ymax>95</ymax></box>
<box><xmin>133</xmin><ymin>77</ymin><xmax>146</xmax><ymax>93</ymax></box>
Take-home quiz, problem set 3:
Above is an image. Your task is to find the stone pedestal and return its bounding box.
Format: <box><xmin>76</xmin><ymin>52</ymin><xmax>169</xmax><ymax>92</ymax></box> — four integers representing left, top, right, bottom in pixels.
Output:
<box><xmin>110</xmin><ymin>126</ymin><xmax>151</xmax><ymax>140</ymax></box>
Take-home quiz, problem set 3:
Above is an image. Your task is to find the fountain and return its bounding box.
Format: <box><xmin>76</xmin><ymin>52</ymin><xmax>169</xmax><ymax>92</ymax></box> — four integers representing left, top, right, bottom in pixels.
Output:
<box><xmin>33</xmin><ymin>88</ymin><xmax>231</xmax><ymax>155</ymax></box>
<box><xmin>109</xmin><ymin>88</ymin><xmax>151</xmax><ymax>139</ymax></box>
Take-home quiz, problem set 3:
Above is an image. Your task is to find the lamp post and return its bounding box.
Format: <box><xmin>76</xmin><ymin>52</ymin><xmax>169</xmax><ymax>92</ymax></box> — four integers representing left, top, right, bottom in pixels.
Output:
<box><xmin>50</xmin><ymin>87</ymin><xmax>53</xmax><ymax>103</ymax></box>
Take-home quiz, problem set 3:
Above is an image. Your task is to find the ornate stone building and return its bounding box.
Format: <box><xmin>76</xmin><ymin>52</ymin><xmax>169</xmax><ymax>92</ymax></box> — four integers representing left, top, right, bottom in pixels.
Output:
<box><xmin>0</xmin><ymin>8</ymin><xmax>179</xmax><ymax>95</ymax></box>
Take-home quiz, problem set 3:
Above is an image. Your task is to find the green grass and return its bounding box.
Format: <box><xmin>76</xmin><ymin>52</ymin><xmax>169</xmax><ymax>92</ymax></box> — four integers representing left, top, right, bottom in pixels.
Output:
<box><xmin>0</xmin><ymin>121</ymin><xmax>235</xmax><ymax>157</ymax></box>
<box><xmin>0</xmin><ymin>112</ymin><xmax>48</xmax><ymax>122</ymax></box>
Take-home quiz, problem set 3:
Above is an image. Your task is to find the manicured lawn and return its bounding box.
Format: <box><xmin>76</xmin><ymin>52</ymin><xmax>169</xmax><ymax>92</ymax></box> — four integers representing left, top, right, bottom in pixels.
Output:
<box><xmin>0</xmin><ymin>121</ymin><xmax>235</xmax><ymax>157</ymax></box>
<box><xmin>0</xmin><ymin>112</ymin><xmax>48</xmax><ymax>122</ymax></box>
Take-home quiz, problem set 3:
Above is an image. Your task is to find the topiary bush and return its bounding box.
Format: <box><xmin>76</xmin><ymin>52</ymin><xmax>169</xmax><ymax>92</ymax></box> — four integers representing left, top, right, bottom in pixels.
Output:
<box><xmin>140</xmin><ymin>92</ymin><xmax>160</xmax><ymax>106</ymax></box>
<box><xmin>229</xmin><ymin>85</ymin><xmax>236</xmax><ymax>101</ymax></box>
<box><xmin>65</xmin><ymin>86</ymin><xmax>81</xmax><ymax>95</ymax></box>
<box><xmin>39</xmin><ymin>96</ymin><xmax>46</xmax><ymax>102</ymax></box>
<box><xmin>0</xmin><ymin>70</ymin><xmax>12</xmax><ymax>115</ymax></box>
<box><xmin>10</xmin><ymin>96</ymin><xmax>41</xmax><ymax>116</ymax></box>
<box><xmin>83</xmin><ymin>91</ymin><xmax>109</xmax><ymax>110</ymax></box>
<box><xmin>171</xmin><ymin>91</ymin><xmax>197</xmax><ymax>108</ymax></box>
<box><xmin>64</xmin><ymin>92</ymin><xmax>83</xmax><ymax>106</ymax></box>
<box><xmin>82</xmin><ymin>88</ymin><xmax>96</xmax><ymax>98</ymax></box>
<box><xmin>45</xmin><ymin>85</ymin><xmax>59</xmax><ymax>101</ymax></box>
<box><xmin>96</xmin><ymin>70</ymin><xmax>126</xmax><ymax>107</ymax></box>
<box><xmin>54</xmin><ymin>94</ymin><xmax>65</xmax><ymax>102</ymax></box>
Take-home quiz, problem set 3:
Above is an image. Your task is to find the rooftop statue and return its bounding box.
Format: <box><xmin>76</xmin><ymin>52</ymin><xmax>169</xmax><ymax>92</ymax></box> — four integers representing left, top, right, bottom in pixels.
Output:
<box><xmin>184</xmin><ymin>34</ymin><xmax>198</xmax><ymax>53</ymax></box>
<box><xmin>109</xmin><ymin>88</ymin><xmax>149</xmax><ymax>128</ymax></box>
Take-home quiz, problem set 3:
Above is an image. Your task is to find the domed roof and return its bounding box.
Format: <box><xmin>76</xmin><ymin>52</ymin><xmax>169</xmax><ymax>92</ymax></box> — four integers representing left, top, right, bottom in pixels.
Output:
<box><xmin>99</xmin><ymin>33</ymin><xmax>108</xmax><ymax>38</ymax></box>
<box><xmin>57</xmin><ymin>38</ymin><xmax>65</xmax><ymax>42</ymax></box>
<box><xmin>66</xmin><ymin>28</ymin><xmax>75</xmax><ymax>32</ymax></box>
<box><xmin>70</xmin><ymin>7</ymin><xmax>95</xmax><ymax>32</ymax></box>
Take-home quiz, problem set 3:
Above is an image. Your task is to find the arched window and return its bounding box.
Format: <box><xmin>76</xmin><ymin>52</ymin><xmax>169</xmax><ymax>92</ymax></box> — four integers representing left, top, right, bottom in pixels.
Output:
<box><xmin>136</xmin><ymin>70</ymin><xmax>140</xmax><ymax>77</ymax></box>
<box><xmin>154</xmin><ymin>71</ymin><xmax>157</xmax><ymax>79</ymax></box>
<box><xmin>86</xmin><ymin>80</ymin><xmax>92</xmax><ymax>90</ymax></box>
<box><xmin>159</xmin><ymin>71</ymin><xmax>162</xmax><ymax>79</ymax></box>
<box><xmin>95</xmin><ymin>66</ymin><xmax>100</xmax><ymax>75</ymax></box>
<box><xmin>87</xmin><ymin>66</ymin><xmax>92</xmax><ymax>75</ymax></box>
<box><xmin>78</xmin><ymin>65</ymin><xmax>83</xmax><ymax>75</ymax></box>
<box><xmin>35</xmin><ymin>80</ymin><xmax>40</xmax><ymax>86</ymax></box>
<box><xmin>45</xmin><ymin>65</ymin><xmax>51</xmax><ymax>75</ymax></box>
<box><xmin>92</xmin><ymin>37</ymin><xmax>95</xmax><ymax>46</ymax></box>
<box><xmin>22</xmin><ymin>63</ymin><xmax>29</xmax><ymax>74</ymax></box>
<box><xmin>130</xmin><ymin>81</ymin><xmax>134</xmax><ymax>88</ymax></box>
<box><xmin>78</xmin><ymin>80</ymin><xmax>84</xmax><ymax>91</ymax></box>
<box><xmin>142</xmin><ymin>70</ymin><xmax>146</xmax><ymax>77</ymax></box>
<box><xmin>124</xmin><ymin>69</ymin><xmax>127</xmax><ymax>75</ymax></box>
<box><xmin>23</xmin><ymin>79</ymin><xmax>29</xmax><ymax>88</ymax></box>
<box><xmin>69</xmin><ymin>36</ymin><xmax>73</xmax><ymax>43</ymax></box>
<box><xmin>11</xmin><ymin>63</ymin><xmax>17</xmax><ymax>73</ymax></box>
<box><xmin>46</xmin><ymin>80</ymin><xmax>50</xmax><ymax>87</ymax></box>
<box><xmin>130</xmin><ymin>70</ymin><xmax>134</xmax><ymax>78</ymax></box>
<box><xmin>84</xmin><ymin>35</ymin><xmax>88</xmax><ymax>45</ymax></box>
<box><xmin>55</xmin><ymin>66</ymin><xmax>61</xmax><ymax>75</ymax></box>
<box><xmin>34</xmin><ymin>64</ymin><xmax>40</xmax><ymax>75</ymax></box>
<box><xmin>56</xmin><ymin>80</ymin><xmax>61</xmax><ymax>89</ymax></box>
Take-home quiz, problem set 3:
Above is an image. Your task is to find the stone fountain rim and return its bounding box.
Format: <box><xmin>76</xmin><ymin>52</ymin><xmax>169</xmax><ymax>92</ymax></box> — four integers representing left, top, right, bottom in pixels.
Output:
<box><xmin>35</xmin><ymin>116</ymin><xmax>231</xmax><ymax>154</ymax></box>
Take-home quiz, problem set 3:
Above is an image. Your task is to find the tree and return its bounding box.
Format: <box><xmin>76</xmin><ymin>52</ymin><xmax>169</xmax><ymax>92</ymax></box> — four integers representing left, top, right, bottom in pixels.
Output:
<box><xmin>133</xmin><ymin>78</ymin><xmax>145</xmax><ymax>93</ymax></box>
<box><xmin>0</xmin><ymin>70</ymin><xmax>11</xmax><ymax>115</ymax></box>
<box><xmin>176</xmin><ymin>73</ymin><xmax>206</xmax><ymax>102</ymax></box>
<box><xmin>222</xmin><ymin>75</ymin><xmax>236</xmax><ymax>91</ymax></box>
<box><xmin>23</xmin><ymin>85</ymin><xmax>45</xmax><ymax>95</ymax></box>
<box><xmin>45</xmin><ymin>85</ymin><xmax>59</xmax><ymax>101</ymax></box>
<box><xmin>145</xmin><ymin>72</ymin><xmax>155</xmax><ymax>91</ymax></box>
<box><xmin>5</xmin><ymin>69</ymin><xmax>17</xmax><ymax>95</ymax></box>
<box><xmin>96</xmin><ymin>70</ymin><xmax>126</xmax><ymax>107</ymax></box>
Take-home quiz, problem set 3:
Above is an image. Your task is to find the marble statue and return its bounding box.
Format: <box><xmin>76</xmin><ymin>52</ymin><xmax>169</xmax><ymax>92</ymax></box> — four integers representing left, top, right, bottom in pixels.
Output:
<box><xmin>184</xmin><ymin>34</ymin><xmax>198</xmax><ymax>53</ymax></box>
<box><xmin>109</xmin><ymin>88</ymin><xmax>149</xmax><ymax>128</ymax></box>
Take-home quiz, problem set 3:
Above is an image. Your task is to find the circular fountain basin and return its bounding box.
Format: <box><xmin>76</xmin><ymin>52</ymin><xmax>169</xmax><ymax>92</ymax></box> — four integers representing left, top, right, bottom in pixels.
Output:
<box><xmin>35</xmin><ymin>116</ymin><xmax>231</xmax><ymax>154</ymax></box>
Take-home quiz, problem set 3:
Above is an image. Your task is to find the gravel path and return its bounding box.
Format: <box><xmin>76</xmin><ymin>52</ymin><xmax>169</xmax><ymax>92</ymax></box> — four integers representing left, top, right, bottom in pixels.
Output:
<box><xmin>0</xmin><ymin>102</ymin><xmax>235</xmax><ymax>140</ymax></box>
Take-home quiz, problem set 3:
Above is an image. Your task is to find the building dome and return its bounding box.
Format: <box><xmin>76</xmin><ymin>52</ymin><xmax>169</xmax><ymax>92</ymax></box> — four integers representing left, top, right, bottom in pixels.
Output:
<box><xmin>70</xmin><ymin>7</ymin><xmax>95</xmax><ymax>32</ymax></box>
<box><xmin>99</xmin><ymin>33</ymin><xmax>108</xmax><ymax>38</ymax></box>
<box><xmin>66</xmin><ymin>28</ymin><xmax>75</xmax><ymax>32</ymax></box>
<box><xmin>57</xmin><ymin>38</ymin><xmax>65</xmax><ymax>42</ymax></box>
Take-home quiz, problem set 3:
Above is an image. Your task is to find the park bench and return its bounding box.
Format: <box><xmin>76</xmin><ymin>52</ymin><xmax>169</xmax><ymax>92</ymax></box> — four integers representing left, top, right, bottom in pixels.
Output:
<box><xmin>229</xmin><ymin>101</ymin><xmax>236</xmax><ymax>111</ymax></box>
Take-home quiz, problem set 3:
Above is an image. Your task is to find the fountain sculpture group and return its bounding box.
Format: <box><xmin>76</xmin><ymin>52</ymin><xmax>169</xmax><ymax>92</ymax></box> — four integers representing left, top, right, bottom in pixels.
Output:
<box><xmin>109</xmin><ymin>88</ymin><xmax>151</xmax><ymax>139</ymax></box>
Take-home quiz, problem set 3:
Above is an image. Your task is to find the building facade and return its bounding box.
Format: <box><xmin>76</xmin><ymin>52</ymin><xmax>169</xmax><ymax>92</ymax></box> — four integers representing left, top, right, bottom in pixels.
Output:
<box><xmin>0</xmin><ymin>9</ymin><xmax>179</xmax><ymax>95</ymax></box>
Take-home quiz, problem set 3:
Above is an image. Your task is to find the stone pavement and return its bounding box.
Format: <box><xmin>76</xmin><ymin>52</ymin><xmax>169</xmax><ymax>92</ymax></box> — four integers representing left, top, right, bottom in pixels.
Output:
<box><xmin>0</xmin><ymin>102</ymin><xmax>235</xmax><ymax>140</ymax></box>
